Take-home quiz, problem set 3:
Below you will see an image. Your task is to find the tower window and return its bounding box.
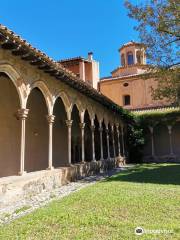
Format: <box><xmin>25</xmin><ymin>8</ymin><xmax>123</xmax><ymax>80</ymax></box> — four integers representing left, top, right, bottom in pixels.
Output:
<box><xmin>123</xmin><ymin>95</ymin><xmax>131</xmax><ymax>106</ymax></box>
<box><xmin>121</xmin><ymin>54</ymin><xmax>125</xmax><ymax>66</ymax></box>
<box><xmin>136</xmin><ymin>51</ymin><xmax>142</xmax><ymax>64</ymax></box>
<box><xmin>127</xmin><ymin>52</ymin><xmax>134</xmax><ymax>65</ymax></box>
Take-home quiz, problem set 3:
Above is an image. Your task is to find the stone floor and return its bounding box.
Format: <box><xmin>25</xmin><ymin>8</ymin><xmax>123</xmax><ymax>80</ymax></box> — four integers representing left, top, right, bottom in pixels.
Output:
<box><xmin>0</xmin><ymin>167</ymin><xmax>127</xmax><ymax>226</ymax></box>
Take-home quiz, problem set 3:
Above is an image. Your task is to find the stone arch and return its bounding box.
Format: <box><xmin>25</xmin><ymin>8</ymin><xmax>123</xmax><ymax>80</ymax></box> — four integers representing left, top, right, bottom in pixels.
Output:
<box><xmin>27</xmin><ymin>81</ymin><xmax>53</xmax><ymax>115</ymax></box>
<box><xmin>25</xmin><ymin>87</ymin><xmax>49</xmax><ymax>172</ymax></box>
<box><xmin>0</xmin><ymin>72</ymin><xmax>21</xmax><ymax>177</ymax></box>
<box><xmin>71</xmin><ymin>104</ymin><xmax>81</xmax><ymax>163</ymax></box>
<box><xmin>0</xmin><ymin>63</ymin><xmax>25</xmax><ymax>108</ymax></box>
<box><xmin>53</xmin><ymin>97</ymin><xmax>68</xmax><ymax>167</ymax></box>
<box><xmin>85</xmin><ymin>105</ymin><xmax>95</xmax><ymax>121</ymax></box>
<box><xmin>143</xmin><ymin>127</ymin><xmax>152</xmax><ymax>156</ymax></box>
<box><xmin>74</xmin><ymin>98</ymin><xmax>85</xmax><ymax>113</ymax></box>
<box><xmin>53</xmin><ymin>91</ymin><xmax>72</xmax><ymax>117</ymax></box>
<box><xmin>84</xmin><ymin>109</ymin><xmax>92</xmax><ymax>161</ymax></box>
<box><xmin>94</xmin><ymin>114</ymin><xmax>101</xmax><ymax>160</ymax></box>
<box><xmin>154</xmin><ymin>123</ymin><xmax>170</xmax><ymax>156</ymax></box>
<box><xmin>102</xmin><ymin>119</ymin><xmax>108</xmax><ymax>159</ymax></box>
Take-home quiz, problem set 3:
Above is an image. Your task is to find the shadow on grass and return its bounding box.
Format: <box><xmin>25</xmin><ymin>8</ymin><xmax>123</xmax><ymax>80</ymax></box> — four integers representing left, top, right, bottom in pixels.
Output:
<box><xmin>106</xmin><ymin>164</ymin><xmax>180</xmax><ymax>185</ymax></box>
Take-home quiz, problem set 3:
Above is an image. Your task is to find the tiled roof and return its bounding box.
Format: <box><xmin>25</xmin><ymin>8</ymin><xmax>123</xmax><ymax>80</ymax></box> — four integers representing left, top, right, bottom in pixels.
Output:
<box><xmin>0</xmin><ymin>24</ymin><xmax>132</xmax><ymax>122</ymax></box>
<box><xmin>58</xmin><ymin>56</ymin><xmax>84</xmax><ymax>63</ymax></box>
<box><xmin>119</xmin><ymin>41</ymin><xmax>145</xmax><ymax>51</ymax></box>
<box><xmin>130</xmin><ymin>104</ymin><xmax>175</xmax><ymax>112</ymax></box>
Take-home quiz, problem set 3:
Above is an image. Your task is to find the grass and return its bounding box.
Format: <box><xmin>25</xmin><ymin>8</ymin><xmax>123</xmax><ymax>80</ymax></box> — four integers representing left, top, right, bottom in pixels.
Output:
<box><xmin>0</xmin><ymin>163</ymin><xmax>180</xmax><ymax>240</ymax></box>
<box><xmin>14</xmin><ymin>206</ymin><xmax>31</xmax><ymax>215</ymax></box>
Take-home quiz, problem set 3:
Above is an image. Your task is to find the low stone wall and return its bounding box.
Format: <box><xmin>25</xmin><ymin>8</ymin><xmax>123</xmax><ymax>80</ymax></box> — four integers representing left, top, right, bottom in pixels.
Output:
<box><xmin>143</xmin><ymin>155</ymin><xmax>180</xmax><ymax>163</ymax></box>
<box><xmin>0</xmin><ymin>159</ymin><xmax>118</xmax><ymax>211</ymax></box>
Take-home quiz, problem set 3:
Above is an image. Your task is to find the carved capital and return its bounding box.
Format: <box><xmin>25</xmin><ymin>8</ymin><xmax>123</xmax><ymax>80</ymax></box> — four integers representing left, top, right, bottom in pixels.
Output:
<box><xmin>91</xmin><ymin>125</ymin><xmax>95</xmax><ymax>132</ymax></box>
<box><xmin>168</xmin><ymin>125</ymin><xmax>172</xmax><ymax>134</ymax></box>
<box><xmin>17</xmin><ymin>109</ymin><xmax>29</xmax><ymax>120</ymax></box>
<box><xmin>66</xmin><ymin>119</ymin><xmax>73</xmax><ymax>127</ymax></box>
<box><xmin>46</xmin><ymin>115</ymin><xmax>55</xmax><ymax>124</ymax></box>
<box><xmin>79</xmin><ymin>122</ymin><xmax>86</xmax><ymax>129</ymax></box>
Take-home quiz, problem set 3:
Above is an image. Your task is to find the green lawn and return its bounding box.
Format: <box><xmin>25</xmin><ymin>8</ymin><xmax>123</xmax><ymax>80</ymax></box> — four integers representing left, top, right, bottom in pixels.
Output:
<box><xmin>0</xmin><ymin>163</ymin><xmax>180</xmax><ymax>240</ymax></box>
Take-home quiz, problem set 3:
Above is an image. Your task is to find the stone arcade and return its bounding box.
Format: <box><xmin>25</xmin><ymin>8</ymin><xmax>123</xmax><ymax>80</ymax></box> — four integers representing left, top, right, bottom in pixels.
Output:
<box><xmin>0</xmin><ymin>25</ymin><xmax>128</xmax><ymax>205</ymax></box>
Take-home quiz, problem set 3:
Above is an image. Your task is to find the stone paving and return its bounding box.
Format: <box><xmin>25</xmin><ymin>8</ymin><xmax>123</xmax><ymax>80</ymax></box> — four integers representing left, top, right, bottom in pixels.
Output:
<box><xmin>0</xmin><ymin>167</ymin><xmax>126</xmax><ymax>226</ymax></box>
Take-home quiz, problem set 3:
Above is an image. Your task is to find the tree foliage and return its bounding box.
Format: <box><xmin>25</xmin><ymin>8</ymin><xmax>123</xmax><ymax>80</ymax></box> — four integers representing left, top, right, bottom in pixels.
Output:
<box><xmin>125</xmin><ymin>0</ymin><xmax>180</xmax><ymax>104</ymax></box>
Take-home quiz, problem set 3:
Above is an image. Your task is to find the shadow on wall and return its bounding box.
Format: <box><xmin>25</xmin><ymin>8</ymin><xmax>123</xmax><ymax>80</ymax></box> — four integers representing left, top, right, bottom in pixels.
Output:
<box><xmin>106</xmin><ymin>164</ymin><xmax>180</xmax><ymax>185</ymax></box>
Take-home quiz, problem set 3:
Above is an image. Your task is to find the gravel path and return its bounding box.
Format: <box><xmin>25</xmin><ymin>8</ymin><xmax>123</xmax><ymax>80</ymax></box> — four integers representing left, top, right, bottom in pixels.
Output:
<box><xmin>0</xmin><ymin>167</ymin><xmax>126</xmax><ymax>226</ymax></box>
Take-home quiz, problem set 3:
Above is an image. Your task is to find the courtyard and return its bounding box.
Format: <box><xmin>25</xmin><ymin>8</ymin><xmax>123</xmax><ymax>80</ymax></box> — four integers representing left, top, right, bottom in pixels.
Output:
<box><xmin>0</xmin><ymin>163</ymin><xmax>179</xmax><ymax>240</ymax></box>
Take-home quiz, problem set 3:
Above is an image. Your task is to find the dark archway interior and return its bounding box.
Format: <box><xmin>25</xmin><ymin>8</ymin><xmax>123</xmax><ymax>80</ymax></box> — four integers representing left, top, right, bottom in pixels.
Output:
<box><xmin>154</xmin><ymin>124</ymin><xmax>170</xmax><ymax>156</ymax></box>
<box><xmin>94</xmin><ymin>115</ymin><xmax>101</xmax><ymax>160</ymax></box>
<box><xmin>172</xmin><ymin>123</ymin><xmax>180</xmax><ymax>155</ymax></box>
<box><xmin>53</xmin><ymin>97</ymin><xmax>68</xmax><ymax>167</ymax></box>
<box><xmin>143</xmin><ymin>128</ymin><xmax>152</xmax><ymax>156</ymax></box>
<box><xmin>84</xmin><ymin>110</ymin><xmax>92</xmax><ymax>162</ymax></box>
<box><xmin>0</xmin><ymin>73</ymin><xmax>21</xmax><ymax>177</ymax></box>
<box><xmin>119</xmin><ymin>127</ymin><xmax>123</xmax><ymax>156</ymax></box>
<box><xmin>71</xmin><ymin>105</ymin><xmax>81</xmax><ymax>163</ymax></box>
<box><xmin>114</xmin><ymin>125</ymin><xmax>118</xmax><ymax>156</ymax></box>
<box><xmin>102</xmin><ymin>121</ymin><xmax>108</xmax><ymax>159</ymax></box>
<box><xmin>25</xmin><ymin>88</ymin><xmax>48</xmax><ymax>172</ymax></box>
<box><xmin>108</xmin><ymin>124</ymin><xmax>114</xmax><ymax>158</ymax></box>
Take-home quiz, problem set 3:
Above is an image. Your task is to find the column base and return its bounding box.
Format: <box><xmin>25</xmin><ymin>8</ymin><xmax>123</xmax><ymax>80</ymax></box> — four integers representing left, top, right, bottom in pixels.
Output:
<box><xmin>18</xmin><ymin>171</ymin><xmax>26</xmax><ymax>176</ymax></box>
<box><xmin>100</xmin><ymin>158</ymin><xmax>104</xmax><ymax>161</ymax></box>
<box><xmin>46</xmin><ymin>166</ymin><xmax>54</xmax><ymax>170</ymax></box>
<box><xmin>92</xmin><ymin>159</ymin><xmax>96</xmax><ymax>162</ymax></box>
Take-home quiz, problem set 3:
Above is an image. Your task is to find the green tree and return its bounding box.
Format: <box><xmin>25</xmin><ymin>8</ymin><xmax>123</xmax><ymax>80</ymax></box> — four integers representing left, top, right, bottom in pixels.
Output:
<box><xmin>125</xmin><ymin>0</ymin><xmax>180</xmax><ymax>104</ymax></box>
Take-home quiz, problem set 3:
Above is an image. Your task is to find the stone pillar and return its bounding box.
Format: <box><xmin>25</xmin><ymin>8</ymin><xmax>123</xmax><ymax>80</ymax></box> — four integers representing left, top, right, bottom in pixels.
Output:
<box><xmin>116</xmin><ymin>124</ymin><xmax>121</xmax><ymax>157</ymax></box>
<box><xmin>66</xmin><ymin>120</ymin><xmax>73</xmax><ymax>165</ymax></box>
<box><xmin>79</xmin><ymin>122</ymin><xmax>85</xmax><ymax>162</ymax></box>
<box><xmin>111</xmin><ymin>126</ymin><xmax>116</xmax><ymax>158</ymax></box>
<box><xmin>149</xmin><ymin>126</ymin><xmax>155</xmax><ymax>157</ymax></box>
<box><xmin>18</xmin><ymin>108</ymin><xmax>29</xmax><ymax>175</ymax></box>
<box><xmin>47</xmin><ymin>115</ymin><xmax>55</xmax><ymax>170</ymax></box>
<box><xmin>91</xmin><ymin>124</ymin><xmax>96</xmax><ymax>162</ymax></box>
<box><xmin>99</xmin><ymin>124</ymin><xmax>104</xmax><ymax>161</ymax></box>
<box><xmin>168</xmin><ymin>125</ymin><xmax>174</xmax><ymax>155</ymax></box>
<box><xmin>106</xmin><ymin>128</ymin><xmax>110</xmax><ymax>159</ymax></box>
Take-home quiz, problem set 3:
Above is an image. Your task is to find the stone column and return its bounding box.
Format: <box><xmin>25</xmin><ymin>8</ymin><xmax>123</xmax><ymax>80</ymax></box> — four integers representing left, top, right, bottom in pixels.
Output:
<box><xmin>168</xmin><ymin>125</ymin><xmax>173</xmax><ymax>155</ymax></box>
<box><xmin>18</xmin><ymin>108</ymin><xmax>29</xmax><ymax>175</ymax></box>
<box><xmin>66</xmin><ymin>120</ymin><xmax>73</xmax><ymax>165</ymax></box>
<box><xmin>116</xmin><ymin>124</ymin><xmax>121</xmax><ymax>157</ymax></box>
<box><xmin>99</xmin><ymin>124</ymin><xmax>104</xmax><ymax>161</ymax></box>
<box><xmin>91</xmin><ymin>124</ymin><xmax>96</xmax><ymax>162</ymax></box>
<box><xmin>106</xmin><ymin>128</ymin><xmax>110</xmax><ymax>159</ymax></box>
<box><xmin>79</xmin><ymin>122</ymin><xmax>85</xmax><ymax>162</ymax></box>
<box><xmin>111</xmin><ymin>126</ymin><xmax>116</xmax><ymax>158</ymax></box>
<box><xmin>47</xmin><ymin>115</ymin><xmax>55</xmax><ymax>170</ymax></box>
<box><xmin>149</xmin><ymin>126</ymin><xmax>155</xmax><ymax>157</ymax></box>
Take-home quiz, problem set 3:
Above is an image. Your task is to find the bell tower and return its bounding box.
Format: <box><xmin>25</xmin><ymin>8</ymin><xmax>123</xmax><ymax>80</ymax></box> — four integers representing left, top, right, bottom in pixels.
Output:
<box><xmin>119</xmin><ymin>41</ymin><xmax>146</xmax><ymax>67</ymax></box>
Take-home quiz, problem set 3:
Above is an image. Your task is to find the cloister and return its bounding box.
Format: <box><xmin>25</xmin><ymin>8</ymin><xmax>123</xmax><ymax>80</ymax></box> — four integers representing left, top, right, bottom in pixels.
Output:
<box><xmin>0</xmin><ymin>25</ymin><xmax>127</xmax><ymax>179</ymax></box>
<box><xmin>143</xmin><ymin>120</ymin><xmax>180</xmax><ymax>162</ymax></box>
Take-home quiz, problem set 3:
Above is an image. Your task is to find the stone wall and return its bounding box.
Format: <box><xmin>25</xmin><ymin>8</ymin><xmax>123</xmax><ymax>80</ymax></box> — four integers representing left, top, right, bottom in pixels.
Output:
<box><xmin>0</xmin><ymin>159</ymin><xmax>119</xmax><ymax>211</ymax></box>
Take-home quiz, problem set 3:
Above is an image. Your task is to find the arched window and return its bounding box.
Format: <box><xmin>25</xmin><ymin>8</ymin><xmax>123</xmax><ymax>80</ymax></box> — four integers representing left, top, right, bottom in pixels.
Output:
<box><xmin>123</xmin><ymin>95</ymin><xmax>131</xmax><ymax>106</ymax></box>
<box><xmin>127</xmin><ymin>52</ymin><xmax>134</xmax><ymax>65</ymax></box>
<box><xmin>121</xmin><ymin>54</ymin><xmax>125</xmax><ymax>66</ymax></box>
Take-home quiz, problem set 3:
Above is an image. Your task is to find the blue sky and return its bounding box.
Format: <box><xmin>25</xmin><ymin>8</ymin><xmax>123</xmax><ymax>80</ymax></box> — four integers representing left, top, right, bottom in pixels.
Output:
<box><xmin>0</xmin><ymin>0</ymin><xmax>139</xmax><ymax>77</ymax></box>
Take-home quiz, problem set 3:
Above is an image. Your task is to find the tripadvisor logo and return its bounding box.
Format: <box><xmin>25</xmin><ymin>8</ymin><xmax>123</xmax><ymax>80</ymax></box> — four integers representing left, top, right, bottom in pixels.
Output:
<box><xmin>135</xmin><ymin>227</ymin><xmax>144</xmax><ymax>235</ymax></box>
